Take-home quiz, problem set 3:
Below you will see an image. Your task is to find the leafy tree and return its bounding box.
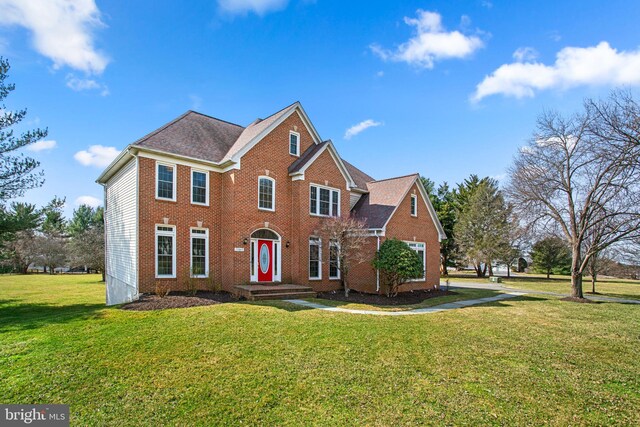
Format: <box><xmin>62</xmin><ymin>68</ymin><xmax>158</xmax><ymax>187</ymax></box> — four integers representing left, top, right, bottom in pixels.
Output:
<box><xmin>318</xmin><ymin>216</ymin><xmax>368</xmax><ymax>297</ymax></box>
<box><xmin>422</xmin><ymin>177</ymin><xmax>458</xmax><ymax>275</ymax></box>
<box><xmin>530</xmin><ymin>237</ymin><xmax>571</xmax><ymax>279</ymax></box>
<box><xmin>0</xmin><ymin>57</ymin><xmax>46</xmax><ymax>201</ymax></box>
<box><xmin>508</xmin><ymin>90</ymin><xmax>640</xmax><ymax>298</ymax></box>
<box><xmin>454</xmin><ymin>179</ymin><xmax>511</xmax><ymax>277</ymax></box>
<box><xmin>0</xmin><ymin>202</ymin><xmax>42</xmax><ymax>273</ymax></box>
<box><xmin>372</xmin><ymin>238</ymin><xmax>423</xmax><ymax>297</ymax></box>
<box><xmin>41</xmin><ymin>197</ymin><xmax>66</xmax><ymax>235</ymax></box>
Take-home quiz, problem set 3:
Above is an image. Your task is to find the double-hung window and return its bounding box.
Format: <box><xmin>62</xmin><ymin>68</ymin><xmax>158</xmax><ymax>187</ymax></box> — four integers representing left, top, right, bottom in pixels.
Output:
<box><xmin>310</xmin><ymin>184</ymin><xmax>340</xmax><ymax>217</ymax></box>
<box><xmin>191</xmin><ymin>169</ymin><xmax>209</xmax><ymax>205</ymax></box>
<box><xmin>289</xmin><ymin>131</ymin><xmax>300</xmax><ymax>156</ymax></box>
<box><xmin>190</xmin><ymin>228</ymin><xmax>208</xmax><ymax>277</ymax></box>
<box><xmin>258</xmin><ymin>176</ymin><xmax>275</xmax><ymax>211</ymax></box>
<box><xmin>410</xmin><ymin>194</ymin><xmax>417</xmax><ymax>216</ymax></box>
<box><xmin>156</xmin><ymin>163</ymin><xmax>176</xmax><ymax>201</ymax></box>
<box><xmin>309</xmin><ymin>237</ymin><xmax>321</xmax><ymax>279</ymax></box>
<box><xmin>156</xmin><ymin>225</ymin><xmax>176</xmax><ymax>278</ymax></box>
<box><xmin>329</xmin><ymin>240</ymin><xmax>340</xmax><ymax>279</ymax></box>
<box><xmin>407</xmin><ymin>241</ymin><xmax>426</xmax><ymax>281</ymax></box>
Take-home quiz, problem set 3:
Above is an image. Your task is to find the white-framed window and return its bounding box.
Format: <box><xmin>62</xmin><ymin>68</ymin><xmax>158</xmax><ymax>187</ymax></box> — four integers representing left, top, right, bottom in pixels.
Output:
<box><xmin>309</xmin><ymin>237</ymin><xmax>322</xmax><ymax>280</ymax></box>
<box><xmin>289</xmin><ymin>131</ymin><xmax>300</xmax><ymax>156</ymax></box>
<box><xmin>407</xmin><ymin>241</ymin><xmax>426</xmax><ymax>281</ymax></box>
<box><xmin>410</xmin><ymin>194</ymin><xmax>418</xmax><ymax>217</ymax></box>
<box><xmin>310</xmin><ymin>184</ymin><xmax>340</xmax><ymax>217</ymax></box>
<box><xmin>191</xmin><ymin>169</ymin><xmax>209</xmax><ymax>206</ymax></box>
<box><xmin>258</xmin><ymin>176</ymin><xmax>275</xmax><ymax>211</ymax></box>
<box><xmin>155</xmin><ymin>225</ymin><xmax>176</xmax><ymax>278</ymax></box>
<box><xmin>329</xmin><ymin>240</ymin><xmax>340</xmax><ymax>280</ymax></box>
<box><xmin>190</xmin><ymin>228</ymin><xmax>209</xmax><ymax>278</ymax></box>
<box><xmin>156</xmin><ymin>162</ymin><xmax>176</xmax><ymax>201</ymax></box>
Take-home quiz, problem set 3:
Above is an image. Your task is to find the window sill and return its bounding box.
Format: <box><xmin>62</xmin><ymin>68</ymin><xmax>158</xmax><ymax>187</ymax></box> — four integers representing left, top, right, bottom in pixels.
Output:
<box><xmin>155</xmin><ymin>197</ymin><xmax>176</xmax><ymax>202</ymax></box>
<box><xmin>310</xmin><ymin>213</ymin><xmax>339</xmax><ymax>218</ymax></box>
<box><xmin>191</xmin><ymin>202</ymin><xmax>209</xmax><ymax>207</ymax></box>
<box><xmin>155</xmin><ymin>275</ymin><xmax>176</xmax><ymax>279</ymax></box>
<box><xmin>258</xmin><ymin>207</ymin><xmax>275</xmax><ymax>212</ymax></box>
<box><xmin>191</xmin><ymin>275</ymin><xmax>209</xmax><ymax>279</ymax></box>
<box><xmin>309</xmin><ymin>277</ymin><xmax>322</xmax><ymax>281</ymax></box>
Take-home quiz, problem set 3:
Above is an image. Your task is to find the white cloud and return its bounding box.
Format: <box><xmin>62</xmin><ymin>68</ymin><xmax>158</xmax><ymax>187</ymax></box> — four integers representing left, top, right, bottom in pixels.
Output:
<box><xmin>74</xmin><ymin>145</ymin><xmax>119</xmax><ymax>167</ymax></box>
<box><xmin>65</xmin><ymin>74</ymin><xmax>109</xmax><ymax>96</ymax></box>
<box><xmin>218</xmin><ymin>0</ymin><xmax>288</xmax><ymax>15</ymax></box>
<box><xmin>472</xmin><ymin>42</ymin><xmax>640</xmax><ymax>102</ymax></box>
<box><xmin>75</xmin><ymin>195</ymin><xmax>102</xmax><ymax>208</ymax></box>
<box><xmin>27</xmin><ymin>139</ymin><xmax>57</xmax><ymax>152</ymax></box>
<box><xmin>481</xmin><ymin>1</ymin><xmax>493</xmax><ymax>9</ymax></box>
<box><xmin>344</xmin><ymin>119</ymin><xmax>383</xmax><ymax>140</ymax></box>
<box><xmin>513</xmin><ymin>47</ymin><xmax>538</xmax><ymax>62</ymax></box>
<box><xmin>370</xmin><ymin>9</ymin><xmax>484</xmax><ymax>69</ymax></box>
<box><xmin>0</xmin><ymin>0</ymin><xmax>108</xmax><ymax>74</ymax></box>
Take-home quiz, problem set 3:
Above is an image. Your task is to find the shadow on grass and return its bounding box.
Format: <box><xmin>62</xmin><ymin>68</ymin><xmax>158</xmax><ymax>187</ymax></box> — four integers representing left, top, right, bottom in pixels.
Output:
<box><xmin>0</xmin><ymin>299</ymin><xmax>106</xmax><ymax>332</ymax></box>
<box><xmin>243</xmin><ymin>300</ymin><xmax>317</xmax><ymax>313</ymax></box>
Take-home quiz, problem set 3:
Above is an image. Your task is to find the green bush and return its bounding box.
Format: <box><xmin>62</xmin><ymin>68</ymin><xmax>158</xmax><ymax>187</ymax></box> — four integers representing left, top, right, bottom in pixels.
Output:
<box><xmin>372</xmin><ymin>238</ymin><xmax>424</xmax><ymax>297</ymax></box>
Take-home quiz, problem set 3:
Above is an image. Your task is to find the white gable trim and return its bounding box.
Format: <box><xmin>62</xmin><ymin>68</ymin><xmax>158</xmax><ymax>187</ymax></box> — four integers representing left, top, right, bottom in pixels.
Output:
<box><xmin>289</xmin><ymin>141</ymin><xmax>356</xmax><ymax>190</ymax></box>
<box><xmin>381</xmin><ymin>176</ymin><xmax>447</xmax><ymax>241</ymax></box>
<box><xmin>230</xmin><ymin>103</ymin><xmax>323</xmax><ymax>163</ymax></box>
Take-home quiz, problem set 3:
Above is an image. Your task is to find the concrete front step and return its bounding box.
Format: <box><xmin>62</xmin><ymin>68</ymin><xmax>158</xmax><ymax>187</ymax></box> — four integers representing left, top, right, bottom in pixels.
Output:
<box><xmin>251</xmin><ymin>291</ymin><xmax>317</xmax><ymax>301</ymax></box>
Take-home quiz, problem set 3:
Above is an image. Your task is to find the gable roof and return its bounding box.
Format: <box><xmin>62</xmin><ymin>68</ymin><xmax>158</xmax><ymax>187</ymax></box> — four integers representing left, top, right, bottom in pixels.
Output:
<box><xmin>288</xmin><ymin>140</ymin><xmax>329</xmax><ymax>174</ymax></box>
<box><xmin>351</xmin><ymin>173</ymin><xmax>447</xmax><ymax>240</ymax></box>
<box><xmin>352</xmin><ymin>175</ymin><xmax>417</xmax><ymax>229</ymax></box>
<box><xmin>288</xmin><ymin>140</ymin><xmax>356</xmax><ymax>189</ymax></box>
<box><xmin>132</xmin><ymin>111</ymin><xmax>244</xmax><ymax>163</ymax></box>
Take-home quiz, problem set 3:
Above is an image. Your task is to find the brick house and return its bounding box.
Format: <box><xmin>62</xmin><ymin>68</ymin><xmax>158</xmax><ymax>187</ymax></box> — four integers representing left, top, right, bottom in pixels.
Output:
<box><xmin>97</xmin><ymin>102</ymin><xmax>446</xmax><ymax>305</ymax></box>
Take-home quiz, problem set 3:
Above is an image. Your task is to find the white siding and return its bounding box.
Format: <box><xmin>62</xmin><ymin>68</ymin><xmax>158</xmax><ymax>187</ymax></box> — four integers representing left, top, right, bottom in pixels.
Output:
<box><xmin>350</xmin><ymin>192</ymin><xmax>362</xmax><ymax>210</ymax></box>
<box><xmin>104</xmin><ymin>158</ymin><xmax>138</xmax><ymax>305</ymax></box>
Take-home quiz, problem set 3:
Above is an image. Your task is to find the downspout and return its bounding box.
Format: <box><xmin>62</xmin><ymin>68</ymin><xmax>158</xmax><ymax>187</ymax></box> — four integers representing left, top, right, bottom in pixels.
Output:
<box><xmin>375</xmin><ymin>230</ymin><xmax>381</xmax><ymax>293</ymax></box>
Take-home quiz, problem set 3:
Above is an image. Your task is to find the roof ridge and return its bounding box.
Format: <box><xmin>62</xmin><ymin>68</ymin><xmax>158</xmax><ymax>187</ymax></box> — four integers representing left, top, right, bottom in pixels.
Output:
<box><xmin>370</xmin><ymin>173</ymin><xmax>419</xmax><ymax>184</ymax></box>
<box><xmin>187</xmin><ymin>110</ymin><xmax>245</xmax><ymax>128</ymax></box>
<box><xmin>132</xmin><ymin>111</ymin><xmax>193</xmax><ymax>146</ymax></box>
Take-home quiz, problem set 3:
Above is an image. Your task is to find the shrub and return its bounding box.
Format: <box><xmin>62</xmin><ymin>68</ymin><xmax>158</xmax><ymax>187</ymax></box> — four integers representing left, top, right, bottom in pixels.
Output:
<box><xmin>183</xmin><ymin>268</ymin><xmax>199</xmax><ymax>296</ymax></box>
<box><xmin>154</xmin><ymin>281</ymin><xmax>171</xmax><ymax>298</ymax></box>
<box><xmin>205</xmin><ymin>273</ymin><xmax>221</xmax><ymax>293</ymax></box>
<box><xmin>372</xmin><ymin>238</ymin><xmax>424</xmax><ymax>297</ymax></box>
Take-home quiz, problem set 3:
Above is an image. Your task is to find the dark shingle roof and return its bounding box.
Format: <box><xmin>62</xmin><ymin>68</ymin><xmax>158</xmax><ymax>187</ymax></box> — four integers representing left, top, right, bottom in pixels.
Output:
<box><xmin>288</xmin><ymin>141</ymin><xmax>329</xmax><ymax>174</ymax></box>
<box><xmin>132</xmin><ymin>111</ymin><xmax>245</xmax><ymax>163</ymax></box>
<box><xmin>351</xmin><ymin>174</ymin><xmax>418</xmax><ymax>228</ymax></box>
<box><xmin>342</xmin><ymin>159</ymin><xmax>375</xmax><ymax>191</ymax></box>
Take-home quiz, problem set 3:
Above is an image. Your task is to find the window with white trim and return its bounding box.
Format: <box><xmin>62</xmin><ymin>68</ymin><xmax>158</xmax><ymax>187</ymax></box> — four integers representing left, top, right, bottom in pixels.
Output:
<box><xmin>329</xmin><ymin>240</ymin><xmax>340</xmax><ymax>279</ymax></box>
<box><xmin>407</xmin><ymin>241</ymin><xmax>426</xmax><ymax>281</ymax></box>
<box><xmin>410</xmin><ymin>194</ymin><xmax>417</xmax><ymax>217</ymax></box>
<box><xmin>309</xmin><ymin>237</ymin><xmax>321</xmax><ymax>279</ymax></box>
<box><xmin>310</xmin><ymin>184</ymin><xmax>340</xmax><ymax>217</ymax></box>
<box><xmin>191</xmin><ymin>169</ymin><xmax>208</xmax><ymax>205</ymax></box>
<box><xmin>156</xmin><ymin>225</ymin><xmax>176</xmax><ymax>278</ymax></box>
<box><xmin>258</xmin><ymin>176</ymin><xmax>275</xmax><ymax>211</ymax></box>
<box><xmin>156</xmin><ymin>163</ymin><xmax>176</xmax><ymax>201</ymax></box>
<box><xmin>289</xmin><ymin>131</ymin><xmax>300</xmax><ymax>156</ymax></box>
<box><xmin>190</xmin><ymin>228</ymin><xmax>208</xmax><ymax>278</ymax></box>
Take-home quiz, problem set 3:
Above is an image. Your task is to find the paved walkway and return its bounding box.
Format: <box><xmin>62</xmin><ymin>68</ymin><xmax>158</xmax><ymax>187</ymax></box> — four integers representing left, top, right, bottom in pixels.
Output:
<box><xmin>284</xmin><ymin>291</ymin><xmax>527</xmax><ymax>316</ymax></box>
<box><xmin>449</xmin><ymin>281</ymin><xmax>640</xmax><ymax>305</ymax></box>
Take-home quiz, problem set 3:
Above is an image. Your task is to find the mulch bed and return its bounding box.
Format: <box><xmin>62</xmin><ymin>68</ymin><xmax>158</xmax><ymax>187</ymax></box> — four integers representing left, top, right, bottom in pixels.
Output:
<box><xmin>317</xmin><ymin>289</ymin><xmax>456</xmax><ymax>306</ymax></box>
<box><xmin>121</xmin><ymin>291</ymin><xmax>237</xmax><ymax>311</ymax></box>
<box><xmin>560</xmin><ymin>296</ymin><xmax>597</xmax><ymax>303</ymax></box>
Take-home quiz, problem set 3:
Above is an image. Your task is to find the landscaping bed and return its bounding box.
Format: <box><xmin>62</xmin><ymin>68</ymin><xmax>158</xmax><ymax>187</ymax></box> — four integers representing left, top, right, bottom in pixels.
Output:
<box><xmin>121</xmin><ymin>291</ymin><xmax>236</xmax><ymax>311</ymax></box>
<box><xmin>317</xmin><ymin>288</ymin><xmax>455</xmax><ymax>306</ymax></box>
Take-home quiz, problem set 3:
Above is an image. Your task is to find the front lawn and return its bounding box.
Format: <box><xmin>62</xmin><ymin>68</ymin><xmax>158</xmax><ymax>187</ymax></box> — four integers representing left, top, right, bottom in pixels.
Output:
<box><xmin>1</xmin><ymin>274</ymin><xmax>639</xmax><ymax>425</ymax></box>
<box><xmin>450</xmin><ymin>271</ymin><xmax>640</xmax><ymax>300</ymax></box>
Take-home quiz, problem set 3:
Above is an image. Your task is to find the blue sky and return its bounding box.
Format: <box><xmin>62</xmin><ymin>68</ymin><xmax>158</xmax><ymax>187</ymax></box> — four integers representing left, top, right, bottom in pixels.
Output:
<box><xmin>2</xmin><ymin>0</ymin><xmax>640</xmax><ymax>215</ymax></box>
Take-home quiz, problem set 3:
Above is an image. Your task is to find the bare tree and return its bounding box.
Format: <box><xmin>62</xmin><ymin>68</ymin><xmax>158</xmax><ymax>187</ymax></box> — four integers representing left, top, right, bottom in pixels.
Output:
<box><xmin>507</xmin><ymin>91</ymin><xmax>640</xmax><ymax>299</ymax></box>
<box><xmin>9</xmin><ymin>230</ymin><xmax>40</xmax><ymax>273</ymax></box>
<box><xmin>318</xmin><ymin>216</ymin><xmax>368</xmax><ymax>297</ymax></box>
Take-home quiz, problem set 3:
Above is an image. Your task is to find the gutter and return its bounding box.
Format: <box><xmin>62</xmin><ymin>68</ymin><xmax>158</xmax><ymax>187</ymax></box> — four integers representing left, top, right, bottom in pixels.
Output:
<box><xmin>374</xmin><ymin>230</ymin><xmax>381</xmax><ymax>292</ymax></box>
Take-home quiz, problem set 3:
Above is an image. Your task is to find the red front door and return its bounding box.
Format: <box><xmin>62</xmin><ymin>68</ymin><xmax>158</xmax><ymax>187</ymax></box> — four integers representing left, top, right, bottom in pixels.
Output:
<box><xmin>257</xmin><ymin>240</ymin><xmax>273</xmax><ymax>282</ymax></box>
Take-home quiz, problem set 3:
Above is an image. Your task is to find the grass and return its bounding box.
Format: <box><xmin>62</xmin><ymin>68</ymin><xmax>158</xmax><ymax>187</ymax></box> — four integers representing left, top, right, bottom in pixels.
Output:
<box><xmin>449</xmin><ymin>271</ymin><xmax>640</xmax><ymax>300</ymax></box>
<box><xmin>1</xmin><ymin>274</ymin><xmax>639</xmax><ymax>425</ymax></box>
<box><xmin>308</xmin><ymin>288</ymin><xmax>500</xmax><ymax>311</ymax></box>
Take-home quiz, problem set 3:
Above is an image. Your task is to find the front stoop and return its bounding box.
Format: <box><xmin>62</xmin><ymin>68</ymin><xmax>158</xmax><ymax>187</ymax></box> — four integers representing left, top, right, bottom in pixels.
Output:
<box><xmin>234</xmin><ymin>284</ymin><xmax>316</xmax><ymax>301</ymax></box>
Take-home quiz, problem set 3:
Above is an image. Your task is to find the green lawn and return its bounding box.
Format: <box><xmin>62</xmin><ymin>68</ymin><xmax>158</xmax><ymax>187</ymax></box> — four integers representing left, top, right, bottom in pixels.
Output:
<box><xmin>1</xmin><ymin>274</ymin><xmax>639</xmax><ymax>426</ymax></box>
<box><xmin>308</xmin><ymin>288</ymin><xmax>500</xmax><ymax>312</ymax></box>
<box><xmin>449</xmin><ymin>271</ymin><xmax>640</xmax><ymax>300</ymax></box>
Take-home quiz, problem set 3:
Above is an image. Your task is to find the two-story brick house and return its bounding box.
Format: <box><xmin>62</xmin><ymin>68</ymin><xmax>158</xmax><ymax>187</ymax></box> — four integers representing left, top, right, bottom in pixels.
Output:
<box><xmin>98</xmin><ymin>102</ymin><xmax>446</xmax><ymax>305</ymax></box>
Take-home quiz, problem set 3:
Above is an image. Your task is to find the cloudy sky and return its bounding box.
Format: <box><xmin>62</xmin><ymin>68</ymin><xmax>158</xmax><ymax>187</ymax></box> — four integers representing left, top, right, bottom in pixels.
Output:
<box><xmin>2</xmin><ymin>0</ymin><xmax>640</xmax><ymax>214</ymax></box>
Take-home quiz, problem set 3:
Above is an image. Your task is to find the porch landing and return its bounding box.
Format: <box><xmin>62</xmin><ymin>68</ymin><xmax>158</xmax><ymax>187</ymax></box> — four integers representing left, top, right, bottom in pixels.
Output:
<box><xmin>234</xmin><ymin>284</ymin><xmax>317</xmax><ymax>301</ymax></box>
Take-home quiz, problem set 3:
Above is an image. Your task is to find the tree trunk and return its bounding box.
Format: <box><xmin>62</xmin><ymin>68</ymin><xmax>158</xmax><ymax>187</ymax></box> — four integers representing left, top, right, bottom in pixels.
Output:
<box><xmin>488</xmin><ymin>263</ymin><xmax>494</xmax><ymax>277</ymax></box>
<box><xmin>546</xmin><ymin>269</ymin><xmax>550</xmax><ymax>279</ymax></box>
<box><xmin>591</xmin><ymin>273</ymin><xmax>597</xmax><ymax>294</ymax></box>
<box><xmin>506</xmin><ymin>263</ymin><xmax>511</xmax><ymax>278</ymax></box>
<box><xmin>441</xmin><ymin>254</ymin><xmax>448</xmax><ymax>277</ymax></box>
<box><xmin>571</xmin><ymin>246</ymin><xmax>584</xmax><ymax>298</ymax></box>
<box><xmin>102</xmin><ymin>271</ymin><xmax>106</xmax><ymax>282</ymax></box>
<box><xmin>474</xmin><ymin>262</ymin><xmax>483</xmax><ymax>277</ymax></box>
